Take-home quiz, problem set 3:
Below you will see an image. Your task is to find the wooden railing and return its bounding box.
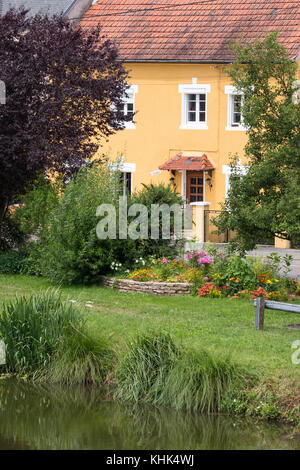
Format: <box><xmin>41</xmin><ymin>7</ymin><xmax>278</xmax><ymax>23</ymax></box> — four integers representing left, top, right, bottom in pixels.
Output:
<box><xmin>254</xmin><ymin>297</ymin><xmax>300</xmax><ymax>330</ymax></box>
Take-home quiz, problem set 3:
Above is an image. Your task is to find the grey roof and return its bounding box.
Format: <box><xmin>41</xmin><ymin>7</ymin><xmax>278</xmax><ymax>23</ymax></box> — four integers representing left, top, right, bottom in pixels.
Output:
<box><xmin>0</xmin><ymin>0</ymin><xmax>76</xmax><ymax>17</ymax></box>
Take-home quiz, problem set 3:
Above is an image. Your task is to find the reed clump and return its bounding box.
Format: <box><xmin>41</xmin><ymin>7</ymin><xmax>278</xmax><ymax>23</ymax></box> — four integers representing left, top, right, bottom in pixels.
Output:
<box><xmin>0</xmin><ymin>290</ymin><xmax>112</xmax><ymax>384</ymax></box>
<box><xmin>114</xmin><ymin>332</ymin><xmax>248</xmax><ymax>413</ymax></box>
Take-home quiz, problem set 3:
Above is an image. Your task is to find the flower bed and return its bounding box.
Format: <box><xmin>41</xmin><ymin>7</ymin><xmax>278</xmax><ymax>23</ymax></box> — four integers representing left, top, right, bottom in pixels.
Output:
<box><xmin>105</xmin><ymin>249</ymin><xmax>300</xmax><ymax>300</ymax></box>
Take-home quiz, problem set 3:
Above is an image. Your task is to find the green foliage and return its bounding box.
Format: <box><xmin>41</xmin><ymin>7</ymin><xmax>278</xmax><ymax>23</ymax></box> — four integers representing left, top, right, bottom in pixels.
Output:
<box><xmin>15</xmin><ymin>167</ymin><xmax>186</xmax><ymax>283</ymax></box>
<box><xmin>33</xmin><ymin>164</ymin><xmax>123</xmax><ymax>284</ymax></box>
<box><xmin>14</xmin><ymin>175</ymin><xmax>60</xmax><ymax>242</ymax></box>
<box><xmin>114</xmin><ymin>332</ymin><xmax>180</xmax><ymax>403</ymax></box>
<box><xmin>0</xmin><ymin>290</ymin><xmax>81</xmax><ymax>375</ymax></box>
<box><xmin>0</xmin><ymin>250</ymin><xmax>27</xmax><ymax>274</ymax></box>
<box><xmin>214</xmin><ymin>33</ymin><xmax>300</xmax><ymax>250</ymax></box>
<box><xmin>130</xmin><ymin>183</ymin><xmax>185</xmax><ymax>258</ymax></box>
<box><xmin>114</xmin><ymin>332</ymin><xmax>247</xmax><ymax>413</ymax></box>
<box><xmin>36</xmin><ymin>327</ymin><xmax>113</xmax><ymax>386</ymax></box>
<box><xmin>0</xmin><ymin>214</ymin><xmax>24</xmax><ymax>252</ymax></box>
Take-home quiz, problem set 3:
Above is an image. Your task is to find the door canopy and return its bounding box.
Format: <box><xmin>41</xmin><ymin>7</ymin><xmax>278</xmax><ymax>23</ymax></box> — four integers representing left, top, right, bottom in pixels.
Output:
<box><xmin>159</xmin><ymin>152</ymin><xmax>215</xmax><ymax>171</ymax></box>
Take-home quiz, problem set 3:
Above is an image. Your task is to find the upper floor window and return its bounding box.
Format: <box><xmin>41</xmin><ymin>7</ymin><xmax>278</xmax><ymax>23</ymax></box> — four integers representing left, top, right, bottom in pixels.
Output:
<box><xmin>179</xmin><ymin>84</ymin><xmax>210</xmax><ymax>130</ymax></box>
<box><xmin>123</xmin><ymin>85</ymin><xmax>138</xmax><ymax>129</ymax></box>
<box><xmin>225</xmin><ymin>86</ymin><xmax>246</xmax><ymax>131</ymax></box>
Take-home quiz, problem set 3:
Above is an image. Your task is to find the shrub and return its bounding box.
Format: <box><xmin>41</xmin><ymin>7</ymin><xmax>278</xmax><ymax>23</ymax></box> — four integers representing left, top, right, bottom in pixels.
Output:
<box><xmin>0</xmin><ymin>214</ymin><xmax>24</xmax><ymax>251</ymax></box>
<box><xmin>0</xmin><ymin>290</ymin><xmax>81</xmax><ymax>375</ymax></box>
<box><xmin>130</xmin><ymin>183</ymin><xmax>185</xmax><ymax>259</ymax></box>
<box><xmin>13</xmin><ymin>175</ymin><xmax>60</xmax><ymax>243</ymax></box>
<box><xmin>0</xmin><ymin>249</ymin><xmax>27</xmax><ymax>274</ymax></box>
<box><xmin>36</xmin><ymin>164</ymin><xmax>125</xmax><ymax>284</ymax></box>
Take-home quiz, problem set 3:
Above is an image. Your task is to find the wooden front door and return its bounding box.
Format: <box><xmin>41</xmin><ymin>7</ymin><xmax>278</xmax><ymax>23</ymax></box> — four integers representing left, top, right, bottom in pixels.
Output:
<box><xmin>186</xmin><ymin>171</ymin><xmax>204</xmax><ymax>204</ymax></box>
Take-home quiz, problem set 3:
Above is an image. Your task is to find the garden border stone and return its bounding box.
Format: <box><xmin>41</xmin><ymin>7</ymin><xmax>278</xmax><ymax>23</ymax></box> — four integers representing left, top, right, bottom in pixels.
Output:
<box><xmin>100</xmin><ymin>276</ymin><xmax>190</xmax><ymax>296</ymax></box>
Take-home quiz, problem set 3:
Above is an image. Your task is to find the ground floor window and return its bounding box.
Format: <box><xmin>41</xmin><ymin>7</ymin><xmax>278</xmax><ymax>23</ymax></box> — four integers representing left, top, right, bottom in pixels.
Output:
<box><xmin>120</xmin><ymin>172</ymin><xmax>132</xmax><ymax>196</ymax></box>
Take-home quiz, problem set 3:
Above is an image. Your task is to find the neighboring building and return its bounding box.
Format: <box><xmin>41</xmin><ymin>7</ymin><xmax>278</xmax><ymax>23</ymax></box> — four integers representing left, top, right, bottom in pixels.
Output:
<box><xmin>0</xmin><ymin>0</ymin><xmax>94</xmax><ymax>23</ymax></box>
<box><xmin>84</xmin><ymin>1</ymin><xmax>300</xmax><ymax>243</ymax></box>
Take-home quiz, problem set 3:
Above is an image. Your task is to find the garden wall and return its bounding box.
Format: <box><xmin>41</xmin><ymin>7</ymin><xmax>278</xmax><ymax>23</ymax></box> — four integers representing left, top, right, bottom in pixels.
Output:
<box><xmin>100</xmin><ymin>277</ymin><xmax>190</xmax><ymax>296</ymax></box>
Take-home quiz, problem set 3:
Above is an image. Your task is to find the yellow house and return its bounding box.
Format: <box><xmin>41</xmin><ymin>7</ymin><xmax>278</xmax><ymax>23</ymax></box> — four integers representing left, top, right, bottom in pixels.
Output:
<box><xmin>80</xmin><ymin>0</ymin><xmax>300</xmax><ymax>245</ymax></box>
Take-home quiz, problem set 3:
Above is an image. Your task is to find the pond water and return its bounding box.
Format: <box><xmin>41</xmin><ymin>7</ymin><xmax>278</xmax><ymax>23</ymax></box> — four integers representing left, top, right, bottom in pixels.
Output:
<box><xmin>0</xmin><ymin>378</ymin><xmax>299</xmax><ymax>450</ymax></box>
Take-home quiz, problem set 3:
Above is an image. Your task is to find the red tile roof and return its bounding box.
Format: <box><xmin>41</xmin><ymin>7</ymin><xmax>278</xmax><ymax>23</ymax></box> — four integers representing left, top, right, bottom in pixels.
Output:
<box><xmin>79</xmin><ymin>0</ymin><xmax>300</xmax><ymax>62</ymax></box>
<box><xmin>159</xmin><ymin>152</ymin><xmax>215</xmax><ymax>171</ymax></box>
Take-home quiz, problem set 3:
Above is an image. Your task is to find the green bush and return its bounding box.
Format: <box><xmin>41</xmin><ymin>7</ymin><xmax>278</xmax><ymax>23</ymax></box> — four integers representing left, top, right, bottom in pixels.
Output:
<box><xmin>0</xmin><ymin>214</ymin><xmax>24</xmax><ymax>251</ymax></box>
<box><xmin>0</xmin><ymin>249</ymin><xmax>27</xmax><ymax>274</ymax></box>
<box><xmin>0</xmin><ymin>290</ymin><xmax>81</xmax><ymax>375</ymax></box>
<box><xmin>13</xmin><ymin>175</ymin><xmax>60</xmax><ymax>242</ymax></box>
<box><xmin>130</xmin><ymin>183</ymin><xmax>185</xmax><ymax>259</ymax></box>
<box><xmin>34</xmin><ymin>164</ymin><xmax>123</xmax><ymax>284</ymax></box>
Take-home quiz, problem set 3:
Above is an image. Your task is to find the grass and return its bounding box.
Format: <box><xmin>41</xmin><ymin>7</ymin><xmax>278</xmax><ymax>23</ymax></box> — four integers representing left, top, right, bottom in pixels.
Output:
<box><xmin>35</xmin><ymin>326</ymin><xmax>113</xmax><ymax>386</ymax></box>
<box><xmin>114</xmin><ymin>332</ymin><xmax>248</xmax><ymax>413</ymax></box>
<box><xmin>0</xmin><ymin>274</ymin><xmax>300</xmax><ymax>383</ymax></box>
<box><xmin>0</xmin><ymin>273</ymin><xmax>300</xmax><ymax>424</ymax></box>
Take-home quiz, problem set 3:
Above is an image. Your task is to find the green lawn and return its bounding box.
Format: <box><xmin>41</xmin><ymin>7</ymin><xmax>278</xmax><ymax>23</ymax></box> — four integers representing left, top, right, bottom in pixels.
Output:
<box><xmin>0</xmin><ymin>274</ymin><xmax>300</xmax><ymax>384</ymax></box>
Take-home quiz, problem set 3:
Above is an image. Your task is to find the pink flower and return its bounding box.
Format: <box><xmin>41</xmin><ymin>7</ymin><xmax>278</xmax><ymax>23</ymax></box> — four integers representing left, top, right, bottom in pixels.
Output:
<box><xmin>198</xmin><ymin>256</ymin><xmax>212</xmax><ymax>265</ymax></box>
<box><xmin>162</xmin><ymin>258</ymin><xmax>168</xmax><ymax>264</ymax></box>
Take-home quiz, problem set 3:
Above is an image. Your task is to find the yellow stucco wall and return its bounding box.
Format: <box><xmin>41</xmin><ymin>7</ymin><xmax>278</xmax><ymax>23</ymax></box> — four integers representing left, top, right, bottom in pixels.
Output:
<box><xmin>97</xmin><ymin>60</ymin><xmax>298</xmax><ymax>217</ymax></box>
<box><xmin>97</xmin><ymin>62</ymin><xmax>249</xmax><ymax>211</ymax></box>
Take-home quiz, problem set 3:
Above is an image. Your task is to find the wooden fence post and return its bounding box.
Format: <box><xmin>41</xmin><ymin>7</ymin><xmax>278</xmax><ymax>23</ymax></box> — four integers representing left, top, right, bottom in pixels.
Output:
<box><xmin>255</xmin><ymin>297</ymin><xmax>265</xmax><ymax>330</ymax></box>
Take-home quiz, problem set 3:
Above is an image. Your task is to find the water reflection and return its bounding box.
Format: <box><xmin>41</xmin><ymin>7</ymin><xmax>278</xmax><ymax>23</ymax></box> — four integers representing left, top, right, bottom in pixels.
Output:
<box><xmin>0</xmin><ymin>379</ymin><xmax>299</xmax><ymax>450</ymax></box>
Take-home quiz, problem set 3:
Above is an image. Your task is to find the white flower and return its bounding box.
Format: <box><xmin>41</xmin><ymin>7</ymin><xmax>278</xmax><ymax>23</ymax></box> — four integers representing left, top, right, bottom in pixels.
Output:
<box><xmin>142</xmin><ymin>260</ymin><xmax>145</xmax><ymax>265</ymax></box>
<box><xmin>125</xmin><ymin>269</ymin><xmax>130</xmax><ymax>273</ymax></box>
<box><xmin>136</xmin><ymin>260</ymin><xmax>139</xmax><ymax>263</ymax></box>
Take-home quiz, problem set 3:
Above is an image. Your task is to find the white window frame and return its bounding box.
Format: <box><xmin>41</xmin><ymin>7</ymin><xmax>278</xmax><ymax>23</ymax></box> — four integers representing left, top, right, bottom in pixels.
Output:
<box><xmin>108</xmin><ymin>157</ymin><xmax>136</xmax><ymax>196</ymax></box>
<box><xmin>292</xmin><ymin>80</ymin><xmax>300</xmax><ymax>104</ymax></box>
<box><xmin>120</xmin><ymin>171</ymin><xmax>132</xmax><ymax>196</ymax></box>
<box><xmin>225</xmin><ymin>85</ymin><xmax>246</xmax><ymax>131</ymax></box>
<box><xmin>222</xmin><ymin>160</ymin><xmax>248</xmax><ymax>198</ymax></box>
<box><xmin>123</xmin><ymin>85</ymin><xmax>138</xmax><ymax>129</ymax></box>
<box><xmin>179</xmin><ymin>84</ymin><xmax>210</xmax><ymax>130</ymax></box>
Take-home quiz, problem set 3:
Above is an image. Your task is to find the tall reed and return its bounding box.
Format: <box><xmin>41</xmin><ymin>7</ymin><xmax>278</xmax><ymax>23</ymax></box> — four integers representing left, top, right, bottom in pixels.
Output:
<box><xmin>0</xmin><ymin>290</ymin><xmax>81</xmax><ymax>375</ymax></box>
<box><xmin>114</xmin><ymin>332</ymin><xmax>248</xmax><ymax>413</ymax></box>
<box><xmin>35</xmin><ymin>327</ymin><xmax>113</xmax><ymax>385</ymax></box>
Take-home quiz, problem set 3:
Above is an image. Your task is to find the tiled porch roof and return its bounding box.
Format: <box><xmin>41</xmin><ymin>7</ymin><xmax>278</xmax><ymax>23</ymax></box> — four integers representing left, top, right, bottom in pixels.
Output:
<box><xmin>159</xmin><ymin>152</ymin><xmax>215</xmax><ymax>171</ymax></box>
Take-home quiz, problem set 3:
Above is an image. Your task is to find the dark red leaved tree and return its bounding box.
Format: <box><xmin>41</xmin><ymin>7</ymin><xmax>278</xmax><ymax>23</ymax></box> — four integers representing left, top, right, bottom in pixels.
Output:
<box><xmin>0</xmin><ymin>7</ymin><xmax>130</xmax><ymax>221</ymax></box>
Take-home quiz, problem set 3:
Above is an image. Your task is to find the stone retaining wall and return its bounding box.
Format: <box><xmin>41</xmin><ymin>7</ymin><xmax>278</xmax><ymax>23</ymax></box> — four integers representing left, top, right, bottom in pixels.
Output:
<box><xmin>100</xmin><ymin>276</ymin><xmax>190</xmax><ymax>296</ymax></box>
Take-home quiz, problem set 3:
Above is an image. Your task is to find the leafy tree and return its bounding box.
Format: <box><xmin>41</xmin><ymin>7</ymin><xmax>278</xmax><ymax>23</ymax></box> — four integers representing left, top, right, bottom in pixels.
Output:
<box><xmin>0</xmin><ymin>7</ymin><xmax>131</xmax><ymax>223</ymax></box>
<box><xmin>215</xmin><ymin>33</ymin><xmax>300</xmax><ymax>250</ymax></box>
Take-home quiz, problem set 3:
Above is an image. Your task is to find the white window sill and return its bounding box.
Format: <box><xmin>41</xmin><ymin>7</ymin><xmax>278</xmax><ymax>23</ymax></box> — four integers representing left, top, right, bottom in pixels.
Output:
<box><xmin>190</xmin><ymin>202</ymin><xmax>211</xmax><ymax>206</ymax></box>
<box><xmin>123</xmin><ymin>122</ymin><xmax>136</xmax><ymax>130</ymax></box>
<box><xmin>180</xmin><ymin>124</ymin><xmax>208</xmax><ymax>130</ymax></box>
<box><xmin>225</xmin><ymin>126</ymin><xmax>247</xmax><ymax>132</ymax></box>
